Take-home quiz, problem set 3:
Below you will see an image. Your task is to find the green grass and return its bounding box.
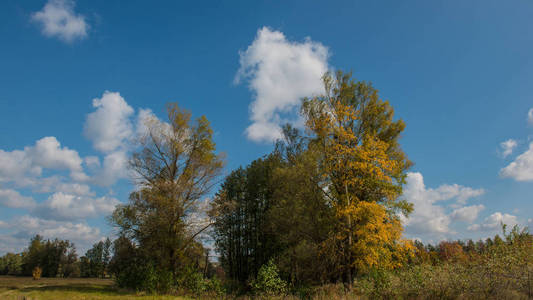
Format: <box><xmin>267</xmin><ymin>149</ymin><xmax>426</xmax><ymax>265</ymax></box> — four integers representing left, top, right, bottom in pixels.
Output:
<box><xmin>0</xmin><ymin>276</ymin><xmax>191</xmax><ymax>300</ymax></box>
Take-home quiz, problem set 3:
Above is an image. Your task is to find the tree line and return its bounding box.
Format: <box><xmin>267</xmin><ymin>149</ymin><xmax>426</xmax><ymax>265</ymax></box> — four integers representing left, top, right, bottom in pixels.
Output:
<box><xmin>0</xmin><ymin>235</ymin><xmax>110</xmax><ymax>279</ymax></box>
<box><xmin>1</xmin><ymin>70</ymin><xmax>531</xmax><ymax>298</ymax></box>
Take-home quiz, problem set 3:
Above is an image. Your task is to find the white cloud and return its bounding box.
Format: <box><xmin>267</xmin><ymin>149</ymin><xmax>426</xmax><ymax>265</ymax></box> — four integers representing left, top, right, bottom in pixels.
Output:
<box><xmin>235</xmin><ymin>27</ymin><xmax>330</xmax><ymax>142</ymax></box>
<box><xmin>528</xmin><ymin>108</ymin><xmax>533</xmax><ymax>125</ymax></box>
<box><xmin>84</xmin><ymin>91</ymin><xmax>134</xmax><ymax>153</ymax></box>
<box><xmin>402</xmin><ymin>172</ymin><xmax>485</xmax><ymax>237</ymax></box>
<box><xmin>31</xmin><ymin>0</ymin><xmax>88</xmax><ymax>43</ymax></box>
<box><xmin>136</xmin><ymin>108</ymin><xmax>156</xmax><ymax>138</ymax></box>
<box><xmin>0</xmin><ymin>149</ymin><xmax>38</xmax><ymax>183</ymax></box>
<box><xmin>92</xmin><ymin>151</ymin><xmax>129</xmax><ymax>186</ymax></box>
<box><xmin>468</xmin><ymin>212</ymin><xmax>518</xmax><ymax>232</ymax></box>
<box><xmin>500</xmin><ymin>139</ymin><xmax>517</xmax><ymax>158</ymax></box>
<box><xmin>35</xmin><ymin>192</ymin><xmax>119</xmax><ymax>221</ymax></box>
<box><xmin>0</xmin><ymin>215</ymin><xmax>102</xmax><ymax>254</ymax></box>
<box><xmin>0</xmin><ymin>188</ymin><xmax>35</xmax><ymax>209</ymax></box>
<box><xmin>84</xmin><ymin>156</ymin><xmax>100</xmax><ymax>169</ymax></box>
<box><xmin>29</xmin><ymin>136</ymin><xmax>86</xmax><ymax>180</ymax></box>
<box><xmin>450</xmin><ymin>204</ymin><xmax>485</xmax><ymax>223</ymax></box>
<box><xmin>0</xmin><ymin>137</ymin><xmax>86</xmax><ymax>185</ymax></box>
<box><xmin>431</xmin><ymin>183</ymin><xmax>485</xmax><ymax>205</ymax></box>
<box><xmin>55</xmin><ymin>183</ymin><xmax>94</xmax><ymax>196</ymax></box>
<box><xmin>500</xmin><ymin>142</ymin><xmax>533</xmax><ymax>181</ymax></box>
<box><xmin>0</xmin><ymin>91</ymin><xmax>163</xmax><ymax>254</ymax></box>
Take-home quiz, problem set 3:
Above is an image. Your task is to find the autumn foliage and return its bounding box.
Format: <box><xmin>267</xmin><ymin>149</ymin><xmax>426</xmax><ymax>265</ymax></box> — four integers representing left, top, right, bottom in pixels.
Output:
<box><xmin>213</xmin><ymin>71</ymin><xmax>414</xmax><ymax>289</ymax></box>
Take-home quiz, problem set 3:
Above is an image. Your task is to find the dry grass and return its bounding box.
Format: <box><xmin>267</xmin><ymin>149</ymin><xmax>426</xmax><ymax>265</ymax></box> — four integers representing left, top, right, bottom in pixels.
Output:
<box><xmin>0</xmin><ymin>276</ymin><xmax>190</xmax><ymax>300</ymax></box>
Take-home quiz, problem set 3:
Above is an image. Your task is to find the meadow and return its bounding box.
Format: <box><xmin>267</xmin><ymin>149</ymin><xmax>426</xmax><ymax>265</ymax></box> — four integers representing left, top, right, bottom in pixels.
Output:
<box><xmin>0</xmin><ymin>276</ymin><xmax>190</xmax><ymax>300</ymax></box>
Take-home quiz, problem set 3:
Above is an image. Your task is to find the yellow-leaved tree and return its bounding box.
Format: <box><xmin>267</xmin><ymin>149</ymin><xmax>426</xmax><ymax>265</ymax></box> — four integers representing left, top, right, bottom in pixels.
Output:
<box><xmin>302</xmin><ymin>71</ymin><xmax>413</xmax><ymax>283</ymax></box>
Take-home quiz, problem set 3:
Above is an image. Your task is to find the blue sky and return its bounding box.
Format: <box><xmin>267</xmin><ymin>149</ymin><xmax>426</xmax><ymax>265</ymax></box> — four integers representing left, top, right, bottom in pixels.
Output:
<box><xmin>1</xmin><ymin>0</ymin><xmax>533</xmax><ymax>254</ymax></box>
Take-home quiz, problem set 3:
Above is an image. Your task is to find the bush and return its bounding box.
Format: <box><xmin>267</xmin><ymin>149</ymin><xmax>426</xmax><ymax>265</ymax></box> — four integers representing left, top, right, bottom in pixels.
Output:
<box><xmin>32</xmin><ymin>266</ymin><xmax>42</xmax><ymax>280</ymax></box>
<box><xmin>251</xmin><ymin>259</ymin><xmax>288</xmax><ymax>296</ymax></box>
<box><xmin>176</xmin><ymin>267</ymin><xmax>225</xmax><ymax>296</ymax></box>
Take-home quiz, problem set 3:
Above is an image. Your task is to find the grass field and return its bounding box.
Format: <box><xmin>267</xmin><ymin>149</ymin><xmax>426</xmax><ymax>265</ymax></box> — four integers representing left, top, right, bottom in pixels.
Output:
<box><xmin>0</xmin><ymin>276</ymin><xmax>190</xmax><ymax>300</ymax></box>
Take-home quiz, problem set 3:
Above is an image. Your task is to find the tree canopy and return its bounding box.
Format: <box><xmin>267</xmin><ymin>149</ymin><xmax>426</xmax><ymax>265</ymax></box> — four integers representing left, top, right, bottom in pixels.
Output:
<box><xmin>111</xmin><ymin>103</ymin><xmax>224</xmax><ymax>290</ymax></box>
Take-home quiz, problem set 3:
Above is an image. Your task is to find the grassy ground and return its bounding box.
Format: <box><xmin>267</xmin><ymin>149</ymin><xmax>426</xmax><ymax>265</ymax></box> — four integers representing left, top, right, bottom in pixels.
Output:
<box><xmin>0</xmin><ymin>276</ymin><xmax>190</xmax><ymax>300</ymax></box>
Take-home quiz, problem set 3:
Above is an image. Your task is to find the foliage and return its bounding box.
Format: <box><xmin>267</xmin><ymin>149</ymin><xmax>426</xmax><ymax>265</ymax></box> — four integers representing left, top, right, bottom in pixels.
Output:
<box><xmin>213</xmin><ymin>71</ymin><xmax>413</xmax><ymax>287</ymax></box>
<box><xmin>32</xmin><ymin>266</ymin><xmax>42</xmax><ymax>280</ymax></box>
<box><xmin>4</xmin><ymin>71</ymin><xmax>532</xmax><ymax>300</ymax></box>
<box><xmin>110</xmin><ymin>103</ymin><xmax>224</xmax><ymax>292</ymax></box>
<box><xmin>175</xmin><ymin>267</ymin><xmax>225</xmax><ymax>296</ymax></box>
<box><xmin>250</xmin><ymin>259</ymin><xmax>288</xmax><ymax>296</ymax></box>
<box><xmin>211</xmin><ymin>154</ymin><xmax>284</xmax><ymax>284</ymax></box>
<box><xmin>301</xmin><ymin>71</ymin><xmax>413</xmax><ymax>282</ymax></box>
<box><xmin>80</xmin><ymin>238</ymin><xmax>112</xmax><ymax>278</ymax></box>
<box><xmin>20</xmin><ymin>235</ymin><xmax>78</xmax><ymax>278</ymax></box>
<box><xmin>0</xmin><ymin>252</ymin><xmax>23</xmax><ymax>275</ymax></box>
<box><xmin>357</xmin><ymin>225</ymin><xmax>533</xmax><ymax>299</ymax></box>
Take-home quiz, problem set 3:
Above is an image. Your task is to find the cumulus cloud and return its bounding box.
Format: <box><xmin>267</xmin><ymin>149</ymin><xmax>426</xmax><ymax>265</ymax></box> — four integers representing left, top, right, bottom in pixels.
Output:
<box><xmin>0</xmin><ymin>136</ymin><xmax>86</xmax><ymax>185</ymax></box>
<box><xmin>500</xmin><ymin>139</ymin><xmax>517</xmax><ymax>158</ymax></box>
<box><xmin>92</xmin><ymin>151</ymin><xmax>129</xmax><ymax>186</ymax></box>
<box><xmin>31</xmin><ymin>0</ymin><xmax>88</xmax><ymax>43</ymax></box>
<box><xmin>0</xmin><ymin>188</ymin><xmax>35</xmax><ymax>209</ymax></box>
<box><xmin>0</xmin><ymin>215</ymin><xmax>102</xmax><ymax>254</ymax></box>
<box><xmin>34</xmin><ymin>192</ymin><xmax>119</xmax><ymax>221</ymax></box>
<box><xmin>450</xmin><ymin>204</ymin><xmax>485</xmax><ymax>223</ymax></box>
<box><xmin>84</xmin><ymin>91</ymin><xmax>134</xmax><ymax>153</ymax></box>
<box><xmin>402</xmin><ymin>172</ymin><xmax>485</xmax><ymax>237</ymax></box>
<box><xmin>0</xmin><ymin>149</ymin><xmax>38</xmax><ymax>184</ymax></box>
<box><xmin>235</xmin><ymin>27</ymin><xmax>330</xmax><ymax>142</ymax></box>
<box><xmin>84</xmin><ymin>156</ymin><xmax>100</xmax><ymax>169</ymax></box>
<box><xmin>500</xmin><ymin>142</ymin><xmax>533</xmax><ymax>181</ymax></box>
<box><xmin>55</xmin><ymin>183</ymin><xmax>94</xmax><ymax>196</ymax></box>
<box><xmin>0</xmin><ymin>91</ymin><xmax>159</xmax><ymax>254</ymax></box>
<box><xmin>468</xmin><ymin>212</ymin><xmax>518</xmax><ymax>232</ymax></box>
<box><xmin>29</xmin><ymin>136</ymin><xmax>86</xmax><ymax>180</ymax></box>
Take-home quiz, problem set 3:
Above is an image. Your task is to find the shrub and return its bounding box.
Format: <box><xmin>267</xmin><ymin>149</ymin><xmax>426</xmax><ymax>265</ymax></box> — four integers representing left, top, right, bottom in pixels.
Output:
<box><xmin>251</xmin><ymin>259</ymin><xmax>288</xmax><ymax>296</ymax></box>
<box><xmin>175</xmin><ymin>267</ymin><xmax>225</xmax><ymax>296</ymax></box>
<box><xmin>32</xmin><ymin>266</ymin><xmax>42</xmax><ymax>280</ymax></box>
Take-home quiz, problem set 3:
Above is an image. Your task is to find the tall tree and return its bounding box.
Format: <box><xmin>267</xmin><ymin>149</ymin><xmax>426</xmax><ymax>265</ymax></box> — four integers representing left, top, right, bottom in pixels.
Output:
<box><xmin>111</xmin><ymin>103</ymin><xmax>225</xmax><ymax>281</ymax></box>
<box><xmin>211</xmin><ymin>154</ymin><xmax>283</xmax><ymax>284</ymax></box>
<box><xmin>301</xmin><ymin>71</ymin><xmax>413</xmax><ymax>282</ymax></box>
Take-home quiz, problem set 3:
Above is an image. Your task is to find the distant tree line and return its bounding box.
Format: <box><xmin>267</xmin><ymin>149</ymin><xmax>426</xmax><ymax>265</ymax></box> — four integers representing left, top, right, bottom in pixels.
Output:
<box><xmin>0</xmin><ymin>235</ymin><xmax>108</xmax><ymax>278</ymax></box>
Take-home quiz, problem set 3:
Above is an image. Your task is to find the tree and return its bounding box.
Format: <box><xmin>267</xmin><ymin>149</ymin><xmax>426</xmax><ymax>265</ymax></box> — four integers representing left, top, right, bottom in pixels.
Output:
<box><xmin>111</xmin><ymin>103</ymin><xmax>225</xmax><ymax>288</ymax></box>
<box><xmin>21</xmin><ymin>235</ymin><xmax>77</xmax><ymax>278</ymax></box>
<box><xmin>0</xmin><ymin>253</ymin><xmax>23</xmax><ymax>275</ymax></box>
<box><xmin>211</xmin><ymin>154</ymin><xmax>283</xmax><ymax>284</ymax></box>
<box><xmin>81</xmin><ymin>238</ymin><xmax>112</xmax><ymax>278</ymax></box>
<box><xmin>301</xmin><ymin>71</ymin><xmax>413</xmax><ymax>282</ymax></box>
<box><xmin>268</xmin><ymin>126</ymin><xmax>337</xmax><ymax>284</ymax></box>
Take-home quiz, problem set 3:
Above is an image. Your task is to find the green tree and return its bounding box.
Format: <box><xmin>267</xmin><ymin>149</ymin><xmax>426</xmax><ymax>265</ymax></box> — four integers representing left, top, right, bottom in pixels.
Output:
<box><xmin>211</xmin><ymin>154</ymin><xmax>283</xmax><ymax>284</ymax></box>
<box><xmin>111</xmin><ymin>103</ymin><xmax>225</xmax><ymax>290</ymax></box>
<box><xmin>21</xmin><ymin>235</ymin><xmax>77</xmax><ymax>278</ymax></box>
<box><xmin>0</xmin><ymin>253</ymin><xmax>23</xmax><ymax>275</ymax></box>
<box><xmin>81</xmin><ymin>238</ymin><xmax>112</xmax><ymax>278</ymax></box>
<box><xmin>268</xmin><ymin>125</ymin><xmax>336</xmax><ymax>285</ymax></box>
